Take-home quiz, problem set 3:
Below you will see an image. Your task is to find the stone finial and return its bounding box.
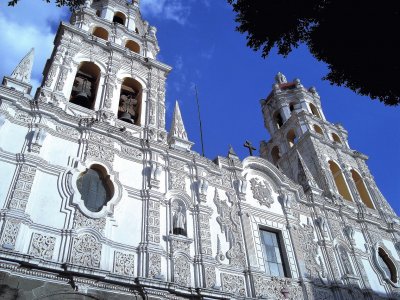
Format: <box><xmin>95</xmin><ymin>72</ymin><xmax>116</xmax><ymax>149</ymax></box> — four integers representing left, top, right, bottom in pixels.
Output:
<box><xmin>11</xmin><ymin>48</ymin><xmax>34</xmax><ymax>84</ymax></box>
<box><xmin>168</xmin><ymin>101</ymin><xmax>193</xmax><ymax>151</ymax></box>
<box><xmin>227</xmin><ymin>144</ymin><xmax>239</xmax><ymax>159</ymax></box>
<box><xmin>275</xmin><ymin>72</ymin><xmax>287</xmax><ymax>84</ymax></box>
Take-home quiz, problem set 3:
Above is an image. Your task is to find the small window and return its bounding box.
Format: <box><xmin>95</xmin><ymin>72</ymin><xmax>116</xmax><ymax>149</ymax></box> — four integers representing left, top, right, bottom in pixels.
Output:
<box><xmin>271</xmin><ymin>146</ymin><xmax>281</xmax><ymax>164</ymax></box>
<box><xmin>331</xmin><ymin>133</ymin><xmax>342</xmax><ymax>144</ymax></box>
<box><xmin>313</xmin><ymin>124</ymin><xmax>323</xmax><ymax>135</ymax></box>
<box><xmin>95</xmin><ymin>10</ymin><xmax>101</xmax><ymax>17</ymax></box>
<box><xmin>274</xmin><ymin>111</ymin><xmax>284</xmax><ymax>128</ymax></box>
<box><xmin>378</xmin><ymin>248</ymin><xmax>397</xmax><ymax>283</ymax></box>
<box><xmin>309</xmin><ymin>103</ymin><xmax>321</xmax><ymax>118</ymax></box>
<box><xmin>77</xmin><ymin>165</ymin><xmax>114</xmax><ymax>212</ymax></box>
<box><xmin>113</xmin><ymin>12</ymin><xmax>126</xmax><ymax>26</ymax></box>
<box><xmin>260</xmin><ymin>229</ymin><xmax>287</xmax><ymax>277</ymax></box>
<box><xmin>287</xmin><ymin>129</ymin><xmax>297</xmax><ymax>147</ymax></box>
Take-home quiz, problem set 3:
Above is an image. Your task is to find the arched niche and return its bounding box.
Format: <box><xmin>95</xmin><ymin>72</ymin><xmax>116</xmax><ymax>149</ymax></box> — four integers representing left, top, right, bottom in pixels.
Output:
<box><xmin>331</xmin><ymin>132</ymin><xmax>342</xmax><ymax>144</ymax></box>
<box><xmin>125</xmin><ymin>40</ymin><xmax>140</xmax><ymax>54</ymax></box>
<box><xmin>118</xmin><ymin>77</ymin><xmax>142</xmax><ymax>126</ymax></box>
<box><xmin>171</xmin><ymin>199</ymin><xmax>187</xmax><ymax>236</ymax></box>
<box><xmin>309</xmin><ymin>103</ymin><xmax>321</xmax><ymax>118</ymax></box>
<box><xmin>271</xmin><ymin>146</ymin><xmax>281</xmax><ymax>165</ymax></box>
<box><xmin>351</xmin><ymin>169</ymin><xmax>375</xmax><ymax>209</ymax></box>
<box><xmin>92</xmin><ymin>26</ymin><xmax>109</xmax><ymax>41</ymax></box>
<box><xmin>287</xmin><ymin>129</ymin><xmax>297</xmax><ymax>148</ymax></box>
<box><xmin>77</xmin><ymin>164</ymin><xmax>114</xmax><ymax>213</ymax></box>
<box><xmin>274</xmin><ymin>111</ymin><xmax>284</xmax><ymax>128</ymax></box>
<box><xmin>328</xmin><ymin>160</ymin><xmax>353</xmax><ymax>201</ymax></box>
<box><xmin>313</xmin><ymin>124</ymin><xmax>323</xmax><ymax>135</ymax></box>
<box><xmin>69</xmin><ymin>61</ymin><xmax>101</xmax><ymax>110</ymax></box>
<box><xmin>113</xmin><ymin>11</ymin><xmax>126</xmax><ymax>25</ymax></box>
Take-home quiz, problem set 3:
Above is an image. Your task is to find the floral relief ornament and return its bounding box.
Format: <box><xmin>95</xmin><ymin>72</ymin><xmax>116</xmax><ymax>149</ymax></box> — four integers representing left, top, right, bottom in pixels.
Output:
<box><xmin>249</xmin><ymin>178</ymin><xmax>274</xmax><ymax>207</ymax></box>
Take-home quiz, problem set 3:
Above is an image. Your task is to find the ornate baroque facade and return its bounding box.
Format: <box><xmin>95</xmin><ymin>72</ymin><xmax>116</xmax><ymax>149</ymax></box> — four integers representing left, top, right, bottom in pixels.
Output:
<box><xmin>0</xmin><ymin>1</ymin><xmax>400</xmax><ymax>299</ymax></box>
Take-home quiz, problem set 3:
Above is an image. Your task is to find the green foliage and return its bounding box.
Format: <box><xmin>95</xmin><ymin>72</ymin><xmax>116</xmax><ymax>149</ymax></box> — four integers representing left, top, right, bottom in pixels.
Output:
<box><xmin>8</xmin><ymin>0</ymin><xmax>85</xmax><ymax>10</ymax></box>
<box><xmin>228</xmin><ymin>0</ymin><xmax>400</xmax><ymax>105</ymax></box>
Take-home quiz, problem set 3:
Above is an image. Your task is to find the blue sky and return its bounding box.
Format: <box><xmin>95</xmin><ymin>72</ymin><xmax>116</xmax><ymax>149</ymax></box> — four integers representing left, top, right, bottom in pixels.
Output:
<box><xmin>0</xmin><ymin>0</ymin><xmax>399</xmax><ymax>214</ymax></box>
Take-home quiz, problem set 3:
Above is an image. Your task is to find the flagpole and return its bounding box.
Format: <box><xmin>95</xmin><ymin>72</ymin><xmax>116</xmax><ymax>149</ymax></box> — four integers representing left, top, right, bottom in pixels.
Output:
<box><xmin>195</xmin><ymin>85</ymin><xmax>205</xmax><ymax>157</ymax></box>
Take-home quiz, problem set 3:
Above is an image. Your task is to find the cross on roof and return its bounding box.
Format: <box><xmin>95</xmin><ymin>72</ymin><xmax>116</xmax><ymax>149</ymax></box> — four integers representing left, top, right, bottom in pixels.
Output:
<box><xmin>244</xmin><ymin>140</ymin><xmax>256</xmax><ymax>156</ymax></box>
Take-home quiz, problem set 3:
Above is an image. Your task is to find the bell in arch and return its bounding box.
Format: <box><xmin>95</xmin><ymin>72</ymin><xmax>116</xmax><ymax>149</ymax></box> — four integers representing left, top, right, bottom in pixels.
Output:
<box><xmin>118</xmin><ymin>88</ymin><xmax>138</xmax><ymax>124</ymax></box>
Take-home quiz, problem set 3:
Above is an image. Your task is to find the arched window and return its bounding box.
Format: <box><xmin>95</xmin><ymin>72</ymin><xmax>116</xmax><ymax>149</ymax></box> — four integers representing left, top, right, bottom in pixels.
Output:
<box><xmin>274</xmin><ymin>111</ymin><xmax>284</xmax><ymax>128</ymax></box>
<box><xmin>125</xmin><ymin>40</ymin><xmax>140</xmax><ymax>54</ymax></box>
<box><xmin>331</xmin><ymin>133</ymin><xmax>342</xmax><ymax>144</ymax></box>
<box><xmin>351</xmin><ymin>170</ymin><xmax>374</xmax><ymax>209</ymax></box>
<box><xmin>271</xmin><ymin>146</ymin><xmax>281</xmax><ymax>164</ymax></box>
<box><xmin>70</xmin><ymin>62</ymin><xmax>101</xmax><ymax>109</ymax></box>
<box><xmin>287</xmin><ymin>129</ymin><xmax>297</xmax><ymax>148</ymax></box>
<box><xmin>309</xmin><ymin>103</ymin><xmax>321</xmax><ymax>118</ymax></box>
<box><xmin>313</xmin><ymin>124</ymin><xmax>323</xmax><ymax>135</ymax></box>
<box><xmin>92</xmin><ymin>26</ymin><xmax>109</xmax><ymax>41</ymax></box>
<box><xmin>113</xmin><ymin>12</ymin><xmax>126</xmax><ymax>25</ymax></box>
<box><xmin>378</xmin><ymin>247</ymin><xmax>397</xmax><ymax>283</ymax></box>
<box><xmin>289</xmin><ymin>102</ymin><xmax>296</xmax><ymax>113</ymax></box>
<box><xmin>328</xmin><ymin>161</ymin><xmax>353</xmax><ymax>201</ymax></box>
<box><xmin>118</xmin><ymin>77</ymin><xmax>142</xmax><ymax>125</ymax></box>
<box><xmin>77</xmin><ymin>165</ymin><xmax>114</xmax><ymax>212</ymax></box>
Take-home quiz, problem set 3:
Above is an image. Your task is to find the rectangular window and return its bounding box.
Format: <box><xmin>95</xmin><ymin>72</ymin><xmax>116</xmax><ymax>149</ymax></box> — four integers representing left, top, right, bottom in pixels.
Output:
<box><xmin>260</xmin><ymin>229</ymin><xmax>286</xmax><ymax>277</ymax></box>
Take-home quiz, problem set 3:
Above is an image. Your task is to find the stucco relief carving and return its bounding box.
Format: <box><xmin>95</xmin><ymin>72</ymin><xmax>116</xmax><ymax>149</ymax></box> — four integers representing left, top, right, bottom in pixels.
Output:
<box><xmin>29</xmin><ymin>233</ymin><xmax>56</xmax><ymax>260</ymax></box>
<box><xmin>14</xmin><ymin>111</ymin><xmax>32</xmax><ymax>123</ymax></box>
<box><xmin>254</xmin><ymin>276</ymin><xmax>303</xmax><ymax>299</ymax></box>
<box><xmin>8</xmin><ymin>164</ymin><xmax>36</xmax><ymax>211</ymax></box>
<box><xmin>86</xmin><ymin>143</ymin><xmax>114</xmax><ymax>162</ymax></box>
<box><xmin>147</xmin><ymin>200</ymin><xmax>160</xmax><ymax>243</ymax></box>
<box><xmin>174</xmin><ymin>255</ymin><xmax>191</xmax><ymax>286</ymax></box>
<box><xmin>204</xmin><ymin>265</ymin><xmax>216</xmax><ymax>288</ymax></box>
<box><xmin>71</xmin><ymin>234</ymin><xmax>101</xmax><ymax>268</ymax></box>
<box><xmin>56</xmin><ymin>125</ymin><xmax>80</xmax><ymax>139</ymax></box>
<box><xmin>214</xmin><ymin>190</ymin><xmax>246</xmax><ymax>268</ymax></box>
<box><xmin>305</xmin><ymin>284</ymin><xmax>335</xmax><ymax>300</ymax></box>
<box><xmin>249</xmin><ymin>178</ymin><xmax>274</xmax><ymax>207</ymax></box>
<box><xmin>0</xmin><ymin>219</ymin><xmax>21</xmax><ymax>250</ymax></box>
<box><xmin>169</xmin><ymin>171</ymin><xmax>186</xmax><ymax>191</ymax></box>
<box><xmin>73</xmin><ymin>210</ymin><xmax>106</xmax><ymax>233</ymax></box>
<box><xmin>198</xmin><ymin>214</ymin><xmax>212</xmax><ymax>255</ymax></box>
<box><xmin>148</xmin><ymin>253</ymin><xmax>161</xmax><ymax>278</ymax></box>
<box><xmin>114</xmin><ymin>252</ymin><xmax>135</xmax><ymax>276</ymax></box>
<box><xmin>121</xmin><ymin>146</ymin><xmax>143</xmax><ymax>159</ymax></box>
<box><xmin>221</xmin><ymin>273</ymin><xmax>245</xmax><ymax>296</ymax></box>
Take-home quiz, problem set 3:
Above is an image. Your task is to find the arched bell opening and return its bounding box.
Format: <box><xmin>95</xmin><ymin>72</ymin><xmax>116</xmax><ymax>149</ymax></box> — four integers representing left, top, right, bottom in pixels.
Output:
<box><xmin>313</xmin><ymin>124</ymin><xmax>323</xmax><ymax>135</ymax></box>
<box><xmin>287</xmin><ymin>129</ymin><xmax>297</xmax><ymax>148</ymax></box>
<box><xmin>118</xmin><ymin>77</ymin><xmax>142</xmax><ymax>126</ymax></box>
<box><xmin>271</xmin><ymin>146</ymin><xmax>281</xmax><ymax>165</ymax></box>
<box><xmin>125</xmin><ymin>40</ymin><xmax>140</xmax><ymax>54</ymax></box>
<box><xmin>328</xmin><ymin>160</ymin><xmax>353</xmax><ymax>202</ymax></box>
<box><xmin>69</xmin><ymin>62</ymin><xmax>101</xmax><ymax>110</ymax></box>
<box><xmin>332</xmin><ymin>132</ymin><xmax>342</xmax><ymax>144</ymax></box>
<box><xmin>274</xmin><ymin>111</ymin><xmax>284</xmax><ymax>129</ymax></box>
<box><xmin>309</xmin><ymin>103</ymin><xmax>322</xmax><ymax>118</ymax></box>
<box><xmin>113</xmin><ymin>11</ymin><xmax>126</xmax><ymax>26</ymax></box>
<box><xmin>351</xmin><ymin>169</ymin><xmax>375</xmax><ymax>209</ymax></box>
<box><xmin>92</xmin><ymin>26</ymin><xmax>109</xmax><ymax>41</ymax></box>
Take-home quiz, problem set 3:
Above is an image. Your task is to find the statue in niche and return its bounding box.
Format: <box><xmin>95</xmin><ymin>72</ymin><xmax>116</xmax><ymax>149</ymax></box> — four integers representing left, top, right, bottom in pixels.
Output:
<box><xmin>173</xmin><ymin>205</ymin><xmax>186</xmax><ymax>236</ymax></box>
<box><xmin>118</xmin><ymin>86</ymin><xmax>138</xmax><ymax>124</ymax></box>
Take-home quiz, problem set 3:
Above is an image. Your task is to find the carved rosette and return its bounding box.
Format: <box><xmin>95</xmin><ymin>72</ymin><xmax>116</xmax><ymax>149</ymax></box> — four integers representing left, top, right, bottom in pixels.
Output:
<box><xmin>249</xmin><ymin>178</ymin><xmax>274</xmax><ymax>207</ymax></box>
<box><xmin>221</xmin><ymin>273</ymin><xmax>245</xmax><ymax>296</ymax></box>
<box><xmin>29</xmin><ymin>233</ymin><xmax>56</xmax><ymax>260</ymax></box>
<box><xmin>73</xmin><ymin>210</ymin><xmax>106</xmax><ymax>234</ymax></box>
<box><xmin>114</xmin><ymin>252</ymin><xmax>135</xmax><ymax>276</ymax></box>
<box><xmin>0</xmin><ymin>219</ymin><xmax>21</xmax><ymax>250</ymax></box>
<box><xmin>174</xmin><ymin>255</ymin><xmax>191</xmax><ymax>286</ymax></box>
<box><xmin>71</xmin><ymin>234</ymin><xmax>102</xmax><ymax>268</ymax></box>
<box><xmin>8</xmin><ymin>164</ymin><xmax>37</xmax><ymax>211</ymax></box>
<box><xmin>148</xmin><ymin>253</ymin><xmax>161</xmax><ymax>278</ymax></box>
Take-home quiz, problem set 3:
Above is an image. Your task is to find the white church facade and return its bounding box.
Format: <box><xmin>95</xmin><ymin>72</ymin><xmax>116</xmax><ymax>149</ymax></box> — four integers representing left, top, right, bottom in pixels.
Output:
<box><xmin>0</xmin><ymin>0</ymin><xmax>399</xmax><ymax>299</ymax></box>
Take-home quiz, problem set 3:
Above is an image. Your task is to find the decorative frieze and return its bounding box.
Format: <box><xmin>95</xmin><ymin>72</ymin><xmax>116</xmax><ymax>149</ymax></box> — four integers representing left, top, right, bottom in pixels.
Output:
<box><xmin>169</xmin><ymin>171</ymin><xmax>186</xmax><ymax>191</ymax></box>
<box><xmin>73</xmin><ymin>210</ymin><xmax>106</xmax><ymax>234</ymax></box>
<box><xmin>253</xmin><ymin>276</ymin><xmax>303</xmax><ymax>300</ymax></box>
<box><xmin>198</xmin><ymin>213</ymin><xmax>212</xmax><ymax>256</ymax></box>
<box><xmin>147</xmin><ymin>200</ymin><xmax>160</xmax><ymax>243</ymax></box>
<box><xmin>86</xmin><ymin>143</ymin><xmax>114</xmax><ymax>162</ymax></box>
<box><xmin>148</xmin><ymin>253</ymin><xmax>161</xmax><ymax>278</ymax></box>
<box><xmin>174</xmin><ymin>255</ymin><xmax>191</xmax><ymax>286</ymax></box>
<box><xmin>204</xmin><ymin>265</ymin><xmax>216</xmax><ymax>288</ymax></box>
<box><xmin>71</xmin><ymin>234</ymin><xmax>102</xmax><ymax>268</ymax></box>
<box><xmin>29</xmin><ymin>233</ymin><xmax>56</xmax><ymax>260</ymax></box>
<box><xmin>113</xmin><ymin>251</ymin><xmax>135</xmax><ymax>276</ymax></box>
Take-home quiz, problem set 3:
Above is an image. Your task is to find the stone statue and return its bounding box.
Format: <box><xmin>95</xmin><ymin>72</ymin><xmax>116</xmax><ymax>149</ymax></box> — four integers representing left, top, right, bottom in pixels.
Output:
<box><xmin>173</xmin><ymin>206</ymin><xmax>186</xmax><ymax>236</ymax></box>
<box><xmin>275</xmin><ymin>72</ymin><xmax>287</xmax><ymax>84</ymax></box>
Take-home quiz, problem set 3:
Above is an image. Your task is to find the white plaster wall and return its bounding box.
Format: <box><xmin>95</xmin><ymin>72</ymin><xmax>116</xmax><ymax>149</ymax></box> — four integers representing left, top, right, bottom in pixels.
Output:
<box><xmin>114</xmin><ymin>157</ymin><xmax>143</xmax><ymax>189</ymax></box>
<box><xmin>40</xmin><ymin>135</ymin><xmax>79</xmax><ymax>167</ymax></box>
<box><xmin>0</xmin><ymin>162</ymin><xmax>15</xmax><ymax>208</ymax></box>
<box><xmin>354</xmin><ymin>230</ymin><xmax>367</xmax><ymax>252</ymax></box>
<box><xmin>26</xmin><ymin>171</ymin><xmax>66</xmax><ymax>229</ymax></box>
<box><xmin>362</xmin><ymin>258</ymin><xmax>387</xmax><ymax>295</ymax></box>
<box><xmin>111</xmin><ymin>196</ymin><xmax>142</xmax><ymax>246</ymax></box>
<box><xmin>0</xmin><ymin>121</ymin><xmax>26</xmax><ymax>153</ymax></box>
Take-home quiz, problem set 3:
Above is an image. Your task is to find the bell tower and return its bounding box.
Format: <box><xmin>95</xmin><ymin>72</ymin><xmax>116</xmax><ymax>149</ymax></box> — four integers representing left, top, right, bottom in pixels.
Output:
<box><xmin>260</xmin><ymin>73</ymin><xmax>396</xmax><ymax>219</ymax></box>
<box><xmin>36</xmin><ymin>0</ymin><xmax>171</xmax><ymax>142</ymax></box>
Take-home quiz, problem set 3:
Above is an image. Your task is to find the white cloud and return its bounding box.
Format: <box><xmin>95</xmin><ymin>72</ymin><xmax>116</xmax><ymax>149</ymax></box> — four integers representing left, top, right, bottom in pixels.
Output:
<box><xmin>141</xmin><ymin>0</ymin><xmax>191</xmax><ymax>25</ymax></box>
<box><xmin>0</xmin><ymin>0</ymin><xmax>68</xmax><ymax>94</ymax></box>
<box><xmin>175</xmin><ymin>55</ymin><xmax>184</xmax><ymax>71</ymax></box>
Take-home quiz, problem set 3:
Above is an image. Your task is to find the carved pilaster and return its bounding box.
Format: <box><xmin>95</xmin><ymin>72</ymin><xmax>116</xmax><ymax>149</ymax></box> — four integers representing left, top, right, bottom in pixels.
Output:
<box><xmin>7</xmin><ymin>164</ymin><xmax>37</xmax><ymax>211</ymax></box>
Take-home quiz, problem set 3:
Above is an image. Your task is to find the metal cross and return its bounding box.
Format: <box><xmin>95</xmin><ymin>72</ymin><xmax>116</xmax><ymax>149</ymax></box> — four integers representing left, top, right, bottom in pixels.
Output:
<box><xmin>244</xmin><ymin>140</ymin><xmax>256</xmax><ymax>156</ymax></box>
